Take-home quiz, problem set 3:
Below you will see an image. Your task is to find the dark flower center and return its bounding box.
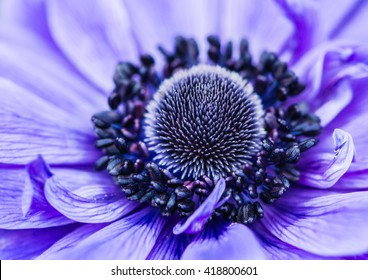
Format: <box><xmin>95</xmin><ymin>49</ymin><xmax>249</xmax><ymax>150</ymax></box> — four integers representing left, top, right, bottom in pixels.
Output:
<box><xmin>91</xmin><ymin>35</ymin><xmax>322</xmax><ymax>225</ymax></box>
<box><xmin>145</xmin><ymin>65</ymin><xmax>265</xmax><ymax>180</ymax></box>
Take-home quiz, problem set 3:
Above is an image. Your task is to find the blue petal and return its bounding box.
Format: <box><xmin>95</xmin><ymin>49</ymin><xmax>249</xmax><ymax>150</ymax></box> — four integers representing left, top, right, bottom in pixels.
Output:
<box><xmin>262</xmin><ymin>188</ymin><xmax>368</xmax><ymax>256</ymax></box>
<box><xmin>0</xmin><ymin>224</ymin><xmax>78</xmax><ymax>260</ymax></box>
<box><xmin>181</xmin><ymin>223</ymin><xmax>266</xmax><ymax>259</ymax></box>
<box><xmin>46</xmin><ymin>0</ymin><xmax>139</xmax><ymax>90</ymax></box>
<box><xmin>0</xmin><ymin>78</ymin><xmax>100</xmax><ymax>165</ymax></box>
<box><xmin>42</xmin><ymin>207</ymin><xmax>166</xmax><ymax>259</ymax></box>
<box><xmin>146</xmin><ymin>220</ymin><xmax>190</xmax><ymax>260</ymax></box>
<box><xmin>37</xmin><ymin>223</ymin><xmax>108</xmax><ymax>259</ymax></box>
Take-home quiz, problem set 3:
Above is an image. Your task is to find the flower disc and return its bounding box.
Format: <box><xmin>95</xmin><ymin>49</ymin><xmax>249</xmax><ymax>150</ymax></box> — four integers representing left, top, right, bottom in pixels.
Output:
<box><xmin>145</xmin><ymin>65</ymin><xmax>265</xmax><ymax>179</ymax></box>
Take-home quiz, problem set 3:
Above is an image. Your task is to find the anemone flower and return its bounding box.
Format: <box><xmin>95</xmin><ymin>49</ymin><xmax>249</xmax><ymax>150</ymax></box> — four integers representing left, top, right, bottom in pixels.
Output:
<box><xmin>1</xmin><ymin>0</ymin><xmax>368</xmax><ymax>260</ymax></box>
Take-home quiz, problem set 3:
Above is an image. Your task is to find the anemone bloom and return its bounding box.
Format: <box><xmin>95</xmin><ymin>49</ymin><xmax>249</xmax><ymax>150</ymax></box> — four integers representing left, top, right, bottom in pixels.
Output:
<box><xmin>1</xmin><ymin>0</ymin><xmax>368</xmax><ymax>260</ymax></box>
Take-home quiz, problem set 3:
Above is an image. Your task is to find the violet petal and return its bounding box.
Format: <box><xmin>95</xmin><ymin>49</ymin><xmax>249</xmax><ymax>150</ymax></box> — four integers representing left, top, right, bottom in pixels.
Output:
<box><xmin>0</xmin><ymin>224</ymin><xmax>78</xmax><ymax>260</ymax></box>
<box><xmin>263</xmin><ymin>188</ymin><xmax>368</xmax><ymax>256</ymax></box>
<box><xmin>46</xmin><ymin>0</ymin><xmax>138</xmax><ymax>90</ymax></box>
<box><xmin>45</xmin><ymin>207</ymin><xmax>166</xmax><ymax>259</ymax></box>
<box><xmin>181</xmin><ymin>224</ymin><xmax>266</xmax><ymax>259</ymax></box>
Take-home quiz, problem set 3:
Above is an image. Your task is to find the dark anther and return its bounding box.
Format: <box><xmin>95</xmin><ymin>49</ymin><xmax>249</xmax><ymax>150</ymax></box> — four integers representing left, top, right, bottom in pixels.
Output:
<box><xmin>262</xmin><ymin>138</ymin><xmax>274</xmax><ymax>153</ymax></box>
<box><xmin>259</xmin><ymin>51</ymin><xmax>278</xmax><ymax>72</ymax></box>
<box><xmin>163</xmin><ymin>192</ymin><xmax>177</xmax><ymax>215</ymax></box>
<box><xmin>140</xmin><ymin>54</ymin><xmax>155</xmax><ymax>67</ymax></box>
<box><xmin>279</xmin><ymin>70</ymin><xmax>297</xmax><ymax>87</ymax></box>
<box><xmin>121</xmin><ymin>159</ymin><xmax>134</xmax><ymax>176</ymax></box>
<box><xmin>150</xmin><ymin>181</ymin><xmax>167</xmax><ymax>193</ymax></box>
<box><xmin>152</xmin><ymin>193</ymin><xmax>169</xmax><ymax>207</ymax></box>
<box><xmin>285</xmin><ymin>145</ymin><xmax>301</xmax><ymax>163</ymax></box>
<box><xmin>108</xmin><ymin>92</ymin><xmax>121</xmax><ymax>109</ymax></box>
<box><xmin>254</xmin><ymin>75</ymin><xmax>268</xmax><ymax>94</ymax></box>
<box><xmin>114</xmin><ymin>137</ymin><xmax>128</xmax><ymax>153</ymax></box>
<box><xmin>289</xmin><ymin>82</ymin><xmax>306</xmax><ymax>96</ymax></box>
<box><xmin>260</xmin><ymin>191</ymin><xmax>277</xmax><ymax>204</ymax></box>
<box><xmin>127</xmin><ymin>188</ymin><xmax>147</xmax><ymax>201</ymax></box>
<box><xmin>113</xmin><ymin>62</ymin><xmax>137</xmax><ymax>84</ymax></box>
<box><xmin>115</xmin><ymin>176</ymin><xmax>134</xmax><ymax>186</ymax></box>
<box><xmin>107</xmin><ymin>157</ymin><xmax>124</xmax><ymax>176</ymax></box>
<box><xmin>286</xmin><ymin>102</ymin><xmax>309</xmax><ymax>119</ymax></box>
<box><xmin>140</xmin><ymin>189</ymin><xmax>156</xmax><ymax>203</ymax></box>
<box><xmin>146</xmin><ymin>162</ymin><xmax>162</xmax><ymax>182</ymax></box>
<box><xmin>207</xmin><ymin>35</ymin><xmax>221</xmax><ymax>49</ymax></box>
<box><xmin>237</xmin><ymin>203</ymin><xmax>256</xmax><ymax>224</ymax></box>
<box><xmin>134</xmin><ymin>159</ymin><xmax>145</xmax><ymax>173</ymax></box>
<box><xmin>254</xmin><ymin>201</ymin><xmax>264</xmax><ymax>218</ymax></box>
<box><xmin>299</xmin><ymin>138</ymin><xmax>318</xmax><ymax>152</ymax></box>
<box><xmin>281</xmin><ymin>166</ymin><xmax>300</xmax><ymax>182</ymax></box>
<box><xmin>177</xmin><ymin>200</ymin><xmax>195</xmax><ymax>215</ymax></box>
<box><xmin>95</xmin><ymin>138</ymin><xmax>115</xmax><ymax>148</ymax></box>
<box><xmin>167</xmin><ymin>178</ymin><xmax>184</xmax><ymax>187</ymax></box>
<box><xmin>161</xmin><ymin>169</ymin><xmax>174</xmax><ymax>181</ymax></box>
<box><xmin>272</xmin><ymin>61</ymin><xmax>287</xmax><ymax>79</ymax></box>
<box><xmin>91</xmin><ymin>116</ymin><xmax>110</xmax><ymax>129</ymax></box>
<box><xmin>121</xmin><ymin>183</ymin><xmax>139</xmax><ymax>195</ymax></box>
<box><xmin>121</xmin><ymin>128</ymin><xmax>137</xmax><ymax>140</ymax></box>
<box><xmin>247</xmin><ymin>184</ymin><xmax>258</xmax><ymax>199</ymax></box>
<box><xmin>94</xmin><ymin>156</ymin><xmax>110</xmax><ymax>171</ymax></box>
<box><xmin>174</xmin><ymin>186</ymin><xmax>192</xmax><ymax>200</ymax></box>
<box><xmin>137</xmin><ymin>141</ymin><xmax>150</xmax><ymax>158</ymax></box>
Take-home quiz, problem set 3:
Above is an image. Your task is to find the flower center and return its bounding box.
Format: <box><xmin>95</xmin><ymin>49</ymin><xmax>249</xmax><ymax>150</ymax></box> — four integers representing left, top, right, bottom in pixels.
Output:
<box><xmin>145</xmin><ymin>65</ymin><xmax>265</xmax><ymax>180</ymax></box>
<box><xmin>91</xmin><ymin>35</ymin><xmax>322</xmax><ymax>226</ymax></box>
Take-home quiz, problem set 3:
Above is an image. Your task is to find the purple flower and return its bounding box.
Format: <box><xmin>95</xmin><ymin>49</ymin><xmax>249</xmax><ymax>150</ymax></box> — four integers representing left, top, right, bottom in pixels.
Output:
<box><xmin>1</xmin><ymin>0</ymin><xmax>368</xmax><ymax>260</ymax></box>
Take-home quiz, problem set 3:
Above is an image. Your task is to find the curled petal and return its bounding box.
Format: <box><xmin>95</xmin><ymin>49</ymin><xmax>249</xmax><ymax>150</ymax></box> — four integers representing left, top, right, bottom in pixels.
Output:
<box><xmin>45</xmin><ymin>172</ymin><xmax>137</xmax><ymax>223</ymax></box>
<box><xmin>300</xmin><ymin>129</ymin><xmax>354</xmax><ymax>188</ymax></box>
<box><xmin>173</xmin><ymin>178</ymin><xmax>226</xmax><ymax>235</ymax></box>
<box><xmin>0</xmin><ymin>156</ymin><xmax>72</xmax><ymax>229</ymax></box>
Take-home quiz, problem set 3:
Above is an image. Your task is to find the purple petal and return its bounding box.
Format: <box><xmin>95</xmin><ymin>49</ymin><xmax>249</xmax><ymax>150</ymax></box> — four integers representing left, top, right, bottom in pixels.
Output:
<box><xmin>251</xmin><ymin>222</ymin><xmax>330</xmax><ymax>259</ymax></box>
<box><xmin>315</xmin><ymin>81</ymin><xmax>352</xmax><ymax>127</ymax></box>
<box><xmin>173</xmin><ymin>178</ymin><xmax>226</xmax><ymax>235</ymax></box>
<box><xmin>46</xmin><ymin>208</ymin><xmax>166</xmax><ymax>259</ymax></box>
<box><xmin>123</xmin><ymin>0</ymin><xmax>220</xmax><ymax>64</ymax></box>
<box><xmin>330</xmin><ymin>0</ymin><xmax>368</xmax><ymax>44</ymax></box>
<box><xmin>0</xmin><ymin>26</ymin><xmax>105</xmax><ymax>115</ymax></box>
<box><xmin>0</xmin><ymin>224</ymin><xmax>78</xmax><ymax>260</ymax></box>
<box><xmin>299</xmin><ymin>129</ymin><xmax>354</xmax><ymax>188</ymax></box>
<box><xmin>317</xmin><ymin>0</ymin><xmax>365</xmax><ymax>39</ymax></box>
<box><xmin>0</xmin><ymin>79</ymin><xmax>100</xmax><ymax>165</ymax></box>
<box><xmin>37</xmin><ymin>224</ymin><xmax>108</xmax><ymax>260</ymax></box>
<box><xmin>1</xmin><ymin>0</ymin><xmax>52</xmax><ymax>40</ymax></box>
<box><xmin>46</xmin><ymin>0</ymin><xmax>138</xmax><ymax>90</ymax></box>
<box><xmin>220</xmin><ymin>0</ymin><xmax>293</xmax><ymax>58</ymax></box>
<box><xmin>44</xmin><ymin>170</ymin><xmax>137</xmax><ymax>223</ymax></box>
<box><xmin>275</xmin><ymin>0</ymin><xmax>318</xmax><ymax>63</ymax></box>
<box><xmin>293</xmin><ymin>42</ymin><xmax>368</xmax><ymax>114</ymax></box>
<box><xmin>181</xmin><ymin>224</ymin><xmax>266</xmax><ymax>259</ymax></box>
<box><xmin>147</xmin><ymin>220</ymin><xmax>190</xmax><ymax>260</ymax></box>
<box><xmin>263</xmin><ymin>188</ymin><xmax>368</xmax><ymax>256</ymax></box>
<box><xmin>0</xmin><ymin>157</ymin><xmax>72</xmax><ymax>229</ymax></box>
